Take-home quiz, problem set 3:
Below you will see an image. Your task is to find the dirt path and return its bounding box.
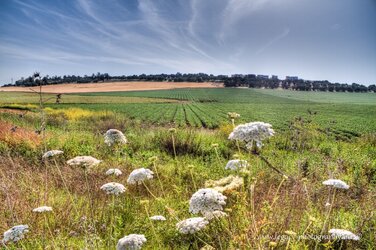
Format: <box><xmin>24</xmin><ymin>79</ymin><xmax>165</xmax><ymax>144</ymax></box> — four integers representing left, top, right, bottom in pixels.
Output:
<box><xmin>0</xmin><ymin>81</ymin><xmax>223</xmax><ymax>94</ymax></box>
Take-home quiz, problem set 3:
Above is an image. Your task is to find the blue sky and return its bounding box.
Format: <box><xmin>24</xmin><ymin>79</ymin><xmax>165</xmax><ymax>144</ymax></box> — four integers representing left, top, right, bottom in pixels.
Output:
<box><xmin>0</xmin><ymin>0</ymin><xmax>375</xmax><ymax>85</ymax></box>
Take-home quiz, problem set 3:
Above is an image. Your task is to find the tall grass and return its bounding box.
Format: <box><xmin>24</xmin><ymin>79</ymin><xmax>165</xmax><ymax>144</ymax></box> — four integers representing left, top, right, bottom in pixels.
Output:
<box><xmin>0</xmin><ymin>110</ymin><xmax>375</xmax><ymax>249</ymax></box>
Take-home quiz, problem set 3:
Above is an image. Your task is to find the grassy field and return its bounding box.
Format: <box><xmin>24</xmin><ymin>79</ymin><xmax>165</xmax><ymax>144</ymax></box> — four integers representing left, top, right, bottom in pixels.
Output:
<box><xmin>57</xmin><ymin>88</ymin><xmax>376</xmax><ymax>133</ymax></box>
<box><xmin>77</xmin><ymin>88</ymin><xmax>376</xmax><ymax>105</ymax></box>
<box><xmin>2</xmin><ymin>88</ymin><xmax>374</xmax><ymax>133</ymax></box>
<box><xmin>252</xmin><ymin>89</ymin><xmax>376</xmax><ymax>105</ymax></box>
<box><xmin>0</xmin><ymin>88</ymin><xmax>375</xmax><ymax>249</ymax></box>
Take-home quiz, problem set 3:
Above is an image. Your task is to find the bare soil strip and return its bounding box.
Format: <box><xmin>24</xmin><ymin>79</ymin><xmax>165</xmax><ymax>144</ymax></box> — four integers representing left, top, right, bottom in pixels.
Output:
<box><xmin>0</xmin><ymin>81</ymin><xmax>223</xmax><ymax>94</ymax></box>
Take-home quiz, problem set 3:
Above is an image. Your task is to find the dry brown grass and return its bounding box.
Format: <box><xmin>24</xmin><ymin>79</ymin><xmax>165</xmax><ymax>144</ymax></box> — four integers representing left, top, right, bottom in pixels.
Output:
<box><xmin>0</xmin><ymin>120</ymin><xmax>41</xmax><ymax>148</ymax></box>
<box><xmin>0</xmin><ymin>81</ymin><xmax>224</xmax><ymax>94</ymax></box>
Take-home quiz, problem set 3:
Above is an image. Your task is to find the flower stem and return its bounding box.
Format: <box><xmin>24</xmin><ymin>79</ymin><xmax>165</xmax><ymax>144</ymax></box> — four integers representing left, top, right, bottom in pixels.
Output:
<box><xmin>84</xmin><ymin>170</ymin><xmax>98</xmax><ymax>248</ymax></box>
<box><xmin>44</xmin><ymin>214</ymin><xmax>56</xmax><ymax>249</ymax></box>
<box><xmin>302</xmin><ymin>221</ymin><xmax>312</xmax><ymax>235</ymax></box>
<box><xmin>315</xmin><ymin>188</ymin><xmax>337</xmax><ymax>250</ymax></box>
<box><xmin>189</xmin><ymin>167</ymin><xmax>197</xmax><ymax>191</ymax></box>
<box><xmin>254</xmin><ymin>152</ymin><xmax>294</xmax><ymax>181</ymax></box>
<box><xmin>142</xmin><ymin>181</ymin><xmax>158</xmax><ymax>200</ymax></box>
<box><xmin>214</xmin><ymin>147</ymin><xmax>222</xmax><ymax>165</ymax></box>
<box><xmin>153</xmin><ymin>161</ymin><xmax>165</xmax><ymax>197</ymax></box>
<box><xmin>52</xmin><ymin>160</ymin><xmax>79</xmax><ymax>216</ymax></box>
<box><xmin>250</xmin><ymin>182</ymin><xmax>260</xmax><ymax>244</ymax></box>
<box><xmin>108</xmin><ymin>195</ymin><xmax>115</xmax><ymax>248</ymax></box>
<box><xmin>171</xmin><ymin>134</ymin><xmax>177</xmax><ymax>159</ymax></box>
<box><xmin>44</xmin><ymin>164</ymin><xmax>48</xmax><ymax>205</ymax></box>
<box><xmin>144</xmin><ymin>204</ymin><xmax>162</xmax><ymax>248</ymax></box>
<box><xmin>270</xmin><ymin>177</ymin><xmax>286</xmax><ymax>209</ymax></box>
<box><xmin>285</xmin><ymin>238</ymin><xmax>291</xmax><ymax>250</ymax></box>
<box><xmin>194</xmin><ymin>235</ymin><xmax>211</xmax><ymax>248</ymax></box>
<box><xmin>231</xmin><ymin>119</ymin><xmax>242</xmax><ymax>157</ymax></box>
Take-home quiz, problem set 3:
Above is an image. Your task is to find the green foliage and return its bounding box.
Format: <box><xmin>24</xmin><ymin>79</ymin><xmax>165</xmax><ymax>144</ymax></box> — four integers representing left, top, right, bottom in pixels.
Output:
<box><xmin>2</xmin><ymin>88</ymin><xmax>376</xmax><ymax>133</ymax></box>
<box><xmin>46</xmin><ymin>88</ymin><xmax>376</xmax><ymax>133</ymax></box>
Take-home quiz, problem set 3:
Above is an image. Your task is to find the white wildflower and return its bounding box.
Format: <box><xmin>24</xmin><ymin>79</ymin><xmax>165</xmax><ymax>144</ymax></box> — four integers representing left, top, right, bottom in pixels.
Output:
<box><xmin>66</xmin><ymin>156</ymin><xmax>101</xmax><ymax>169</ymax></box>
<box><xmin>325</xmin><ymin>202</ymin><xmax>331</xmax><ymax>207</ymax></box>
<box><xmin>106</xmin><ymin>168</ymin><xmax>123</xmax><ymax>176</ymax></box>
<box><xmin>2</xmin><ymin>225</ymin><xmax>29</xmax><ymax>244</ymax></box>
<box><xmin>32</xmin><ymin>206</ymin><xmax>52</xmax><ymax>213</ymax></box>
<box><xmin>127</xmin><ymin>168</ymin><xmax>154</xmax><ymax>185</ymax></box>
<box><xmin>228</xmin><ymin>121</ymin><xmax>275</xmax><ymax>149</ymax></box>
<box><xmin>205</xmin><ymin>175</ymin><xmax>244</xmax><ymax>193</ymax></box>
<box><xmin>322</xmin><ymin>179</ymin><xmax>349</xmax><ymax>189</ymax></box>
<box><xmin>284</xmin><ymin>230</ymin><xmax>297</xmax><ymax>237</ymax></box>
<box><xmin>149</xmin><ymin>215</ymin><xmax>166</xmax><ymax>221</ymax></box>
<box><xmin>104</xmin><ymin>129</ymin><xmax>127</xmax><ymax>146</ymax></box>
<box><xmin>329</xmin><ymin>229</ymin><xmax>359</xmax><ymax>241</ymax></box>
<box><xmin>201</xmin><ymin>245</ymin><xmax>216</xmax><ymax>250</ymax></box>
<box><xmin>176</xmin><ymin>217</ymin><xmax>209</xmax><ymax>234</ymax></box>
<box><xmin>227</xmin><ymin>112</ymin><xmax>240</xmax><ymax>119</ymax></box>
<box><xmin>42</xmin><ymin>150</ymin><xmax>63</xmax><ymax>159</ymax></box>
<box><xmin>225</xmin><ymin>159</ymin><xmax>248</xmax><ymax>170</ymax></box>
<box><xmin>203</xmin><ymin>210</ymin><xmax>228</xmax><ymax>220</ymax></box>
<box><xmin>189</xmin><ymin>188</ymin><xmax>227</xmax><ymax>214</ymax></box>
<box><xmin>100</xmin><ymin>182</ymin><xmax>126</xmax><ymax>195</ymax></box>
<box><xmin>116</xmin><ymin>234</ymin><xmax>147</xmax><ymax>250</ymax></box>
<box><xmin>168</xmin><ymin>128</ymin><xmax>177</xmax><ymax>133</ymax></box>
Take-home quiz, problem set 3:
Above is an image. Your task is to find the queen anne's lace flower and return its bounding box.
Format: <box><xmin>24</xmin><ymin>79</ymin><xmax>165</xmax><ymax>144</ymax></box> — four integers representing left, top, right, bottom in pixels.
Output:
<box><xmin>149</xmin><ymin>215</ymin><xmax>166</xmax><ymax>221</ymax></box>
<box><xmin>106</xmin><ymin>168</ymin><xmax>123</xmax><ymax>176</ymax></box>
<box><xmin>67</xmin><ymin>156</ymin><xmax>101</xmax><ymax>169</ymax></box>
<box><xmin>225</xmin><ymin>159</ymin><xmax>248</xmax><ymax>170</ymax></box>
<box><xmin>168</xmin><ymin>128</ymin><xmax>177</xmax><ymax>133</ymax></box>
<box><xmin>227</xmin><ymin>112</ymin><xmax>240</xmax><ymax>119</ymax></box>
<box><xmin>228</xmin><ymin>121</ymin><xmax>275</xmax><ymax>149</ymax></box>
<box><xmin>329</xmin><ymin>229</ymin><xmax>359</xmax><ymax>240</ymax></box>
<box><xmin>100</xmin><ymin>182</ymin><xmax>126</xmax><ymax>195</ymax></box>
<box><xmin>32</xmin><ymin>206</ymin><xmax>52</xmax><ymax>213</ymax></box>
<box><xmin>42</xmin><ymin>150</ymin><xmax>63</xmax><ymax>159</ymax></box>
<box><xmin>203</xmin><ymin>210</ymin><xmax>228</xmax><ymax>220</ymax></box>
<box><xmin>322</xmin><ymin>179</ymin><xmax>349</xmax><ymax>189</ymax></box>
<box><xmin>127</xmin><ymin>168</ymin><xmax>154</xmax><ymax>185</ymax></box>
<box><xmin>284</xmin><ymin>230</ymin><xmax>297</xmax><ymax>237</ymax></box>
<box><xmin>105</xmin><ymin>129</ymin><xmax>127</xmax><ymax>146</ymax></box>
<box><xmin>176</xmin><ymin>217</ymin><xmax>209</xmax><ymax>234</ymax></box>
<box><xmin>189</xmin><ymin>188</ymin><xmax>227</xmax><ymax>214</ymax></box>
<box><xmin>205</xmin><ymin>175</ymin><xmax>244</xmax><ymax>193</ymax></box>
<box><xmin>116</xmin><ymin>234</ymin><xmax>147</xmax><ymax>250</ymax></box>
<box><xmin>2</xmin><ymin>225</ymin><xmax>29</xmax><ymax>244</ymax></box>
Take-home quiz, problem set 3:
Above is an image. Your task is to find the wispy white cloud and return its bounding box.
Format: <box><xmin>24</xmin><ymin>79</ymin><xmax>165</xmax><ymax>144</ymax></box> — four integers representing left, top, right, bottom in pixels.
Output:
<box><xmin>219</xmin><ymin>0</ymin><xmax>288</xmax><ymax>43</ymax></box>
<box><xmin>255</xmin><ymin>28</ymin><xmax>290</xmax><ymax>55</ymax></box>
<box><xmin>0</xmin><ymin>42</ymin><xmax>146</xmax><ymax>66</ymax></box>
<box><xmin>3</xmin><ymin>0</ymin><xmax>238</xmax><ymax>71</ymax></box>
<box><xmin>13</xmin><ymin>0</ymin><xmax>82</xmax><ymax>22</ymax></box>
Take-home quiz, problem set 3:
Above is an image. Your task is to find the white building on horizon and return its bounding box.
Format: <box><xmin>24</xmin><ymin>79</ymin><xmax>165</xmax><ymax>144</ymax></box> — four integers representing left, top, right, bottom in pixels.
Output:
<box><xmin>257</xmin><ymin>74</ymin><xmax>269</xmax><ymax>80</ymax></box>
<box><xmin>286</xmin><ymin>76</ymin><xmax>299</xmax><ymax>81</ymax></box>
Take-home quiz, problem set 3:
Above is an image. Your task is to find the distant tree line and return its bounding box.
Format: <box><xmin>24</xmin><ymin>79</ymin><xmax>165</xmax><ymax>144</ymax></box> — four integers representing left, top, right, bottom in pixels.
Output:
<box><xmin>3</xmin><ymin>72</ymin><xmax>227</xmax><ymax>87</ymax></box>
<box><xmin>2</xmin><ymin>72</ymin><xmax>375</xmax><ymax>93</ymax></box>
<box><xmin>224</xmin><ymin>74</ymin><xmax>375</xmax><ymax>93</ymax></box>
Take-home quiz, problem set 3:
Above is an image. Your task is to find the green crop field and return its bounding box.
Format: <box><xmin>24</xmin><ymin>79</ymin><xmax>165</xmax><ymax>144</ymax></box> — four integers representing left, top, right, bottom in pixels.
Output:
<box><xmin>77</xmin><ymin>88</ymin><xmax>376</xmax><ymax>105</ymax></box>
<box><xmin>1</xmin><ymin>88</ymin><xmax>376</xmax><ymax>134</ymax></box>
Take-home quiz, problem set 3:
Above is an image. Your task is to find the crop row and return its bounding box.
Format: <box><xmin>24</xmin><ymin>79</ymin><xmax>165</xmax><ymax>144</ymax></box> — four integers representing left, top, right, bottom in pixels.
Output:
<box><xmin>105</xmin><ymin>103</ymin><xmax>227</xmax><ymax>128</ymax></box>
<box><xmin>48</xmin><ymin>88</ymin><xmax>376</xmax><ymax>132</ymax></box>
